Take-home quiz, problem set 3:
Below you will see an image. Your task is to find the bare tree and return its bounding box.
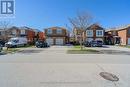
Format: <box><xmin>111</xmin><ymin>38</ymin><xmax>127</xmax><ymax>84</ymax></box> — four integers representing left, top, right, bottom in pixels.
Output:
<box><xmin>0</xmin><ymin>21</ymin><xmax>11</xmax><ymax>41</ymax></box>
<box><xmin>68</xmin><ymin>12</ymin><xmax>93</xmax><ymax>50</ymax></box>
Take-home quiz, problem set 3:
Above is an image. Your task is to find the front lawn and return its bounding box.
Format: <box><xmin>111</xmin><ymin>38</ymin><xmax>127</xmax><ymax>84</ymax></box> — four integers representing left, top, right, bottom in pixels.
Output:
<box><xmin>3</xmin><ymin>48</ymin><xmax>20</xmax><ymax>54</ymax></box>
<box><xmin>67</xmin><ymin>46</ymin><xmax>100</xmax><ymax>54</ymax></box>
<box><xmin>119</xmin><ymin>45</ymin><xmax>130</xmax><ymax>48</ymax></box>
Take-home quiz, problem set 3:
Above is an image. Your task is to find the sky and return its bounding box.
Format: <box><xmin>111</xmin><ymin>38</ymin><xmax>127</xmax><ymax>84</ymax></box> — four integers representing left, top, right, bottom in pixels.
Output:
<box><xmin>1</xmin><ymin>0</ymin><xmax>130</xmax><ymax>30</ymax></box>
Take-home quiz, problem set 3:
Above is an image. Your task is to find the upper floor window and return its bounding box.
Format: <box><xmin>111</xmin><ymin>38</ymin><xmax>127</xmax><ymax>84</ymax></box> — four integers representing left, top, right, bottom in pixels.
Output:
<box><xmin>86</xmin><ymin>30</ymin><xmax>93</xmax><ymax>37</ymax></box>
<box><xmin>96</xmin><ymin>30</ymin><xmax>104</xmax><ymax>37</ymax></box>
<box><xmin>20</xmin><ymin>30</ymin><xmax>26</xmax><ymax>35</ymax></box>
<box><xmin>128</xmin><ymin>29</ymin><xmax>130</xmax><ymax>35</ymax></box>
<box><xmin>47</xmin><ymin>29</ymin><xmax>52</xmax><ymax>34</ymax></box>
<box><xmin>12</xmin><ymin>30</ymin><xmax>17</xmax><ymax>35</ymax></box>
<box><xmin>0</xmin><ymin>31</ymin><xmax>1</xmax><ymax>35</ymax></box>
<box><xmin>56</xmin><ymin>29</ymin><xmax>62</xmax><ymax>34</ymax></box>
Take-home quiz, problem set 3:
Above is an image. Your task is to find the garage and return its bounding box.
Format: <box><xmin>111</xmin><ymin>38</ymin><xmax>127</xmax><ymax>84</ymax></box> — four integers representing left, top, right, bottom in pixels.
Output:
<box><xmin>128</xmin><ymin>38</ymin><xmax>130</xmax><ymax>45</ymax></box>
<box><xmin>95</xmin><ymin>38</ymin><xmax>103</xmax><ymax>41</ymax></box>
<box><xmin>86</xmin><ymin>38</ymin><xmax>93</xmax><ymax>42</ymax></box>
<box><xmin>46</xmin><ymin>38</ymin><xmax>53</xmax><ymax>45</ymax></box>
<box><xmin>55</xmin><ymin>38</ymin><xmax>64</xmax><ymax>45</ymax></box>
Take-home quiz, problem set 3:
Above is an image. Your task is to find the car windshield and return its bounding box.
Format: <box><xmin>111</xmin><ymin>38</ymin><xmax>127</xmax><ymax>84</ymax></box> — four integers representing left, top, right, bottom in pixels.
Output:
<box><xmin>9</xmin><ymin>39</ymin><xmax>19</xmax><ymax>43</ymax></box>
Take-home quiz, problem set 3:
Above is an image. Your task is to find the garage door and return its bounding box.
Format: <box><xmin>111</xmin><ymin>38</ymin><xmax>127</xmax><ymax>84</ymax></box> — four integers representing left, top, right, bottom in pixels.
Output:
<box><xmin>46</xmin><ymin>38</ymin><xmax>53</xmax><ymax>45</ymax></box>
<box><xmin>128</xmin><ymin>38</ymin><xmax>130</xmax><ymax>45</ymax></box>
<box><xmin>86</xmin><ymin>38</ymin><xmax>93</xmax><ymax>42</ymax></box>
<box><xmin>56</xmin><ymin>38</ymin><xmax>63</xmax><ymax>45</ymax></box>
<box><xmin>95</xmin><ymin>38</ymin><xmax>103</xmax><ymax>41</ymax></box>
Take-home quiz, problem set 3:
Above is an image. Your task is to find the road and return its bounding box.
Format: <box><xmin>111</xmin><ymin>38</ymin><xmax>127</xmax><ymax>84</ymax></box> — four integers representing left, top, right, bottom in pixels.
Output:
<box><xmin>0</xmin><ymin>46</ymin><xmax>130</xmax><ymax>87</ymax></box>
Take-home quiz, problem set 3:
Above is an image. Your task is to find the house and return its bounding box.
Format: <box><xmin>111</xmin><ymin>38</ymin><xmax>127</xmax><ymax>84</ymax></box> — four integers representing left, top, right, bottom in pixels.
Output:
<box><xmin>117</xmin><ymin>25</ymin><xmax>130</xmax><ymax>45</ymax></box>
<box><xmin>37</xmin><ymin>32</ymin><xmax>45</xmax><ymax>41</ymax></box>
<box><xmin>85</xmin><ymin>24</ymin><xmax>105</xmax><ymax>42</ymax></box>
<box><xmin>44</xmin><ymin>27</ymin><xmax>69</xmax><ymax>45</ymax></box>
<box><xmin>105</xmin><ymin>29</ymin><xmax>120</xmax><ymax>45</ymax></box>
<box><xmin>0</xmin><ymin>29</ymin><xmax>6</xmax><ymax>40</ymax></box>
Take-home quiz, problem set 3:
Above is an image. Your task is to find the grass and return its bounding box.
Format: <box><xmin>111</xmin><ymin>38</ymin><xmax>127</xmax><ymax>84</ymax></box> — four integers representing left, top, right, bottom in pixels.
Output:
<box><xmin>3</xmin><ymin>48</ymin><xmax>20</xmax><ymax>54</ymax></box>
<box><xmin>17</xmin><ymin>45</ymin><xmax>35</xmax><ymax>48</ymax></box>
<box><xmin>67</xmin><ymin>45</ymin><xmax>100</xmax><ymax>54</ymax></box>
<box><xmin>119</xmin><ymin>45</ymin><xmax>130</xmax><ymax>48</ymax></box>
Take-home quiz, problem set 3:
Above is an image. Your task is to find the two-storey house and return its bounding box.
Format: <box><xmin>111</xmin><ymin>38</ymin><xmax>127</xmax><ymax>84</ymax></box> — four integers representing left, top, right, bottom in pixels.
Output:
<box><xmin>44</xmin><ymin>27</ymin><xmax>69</xmax><ymax>45</ymax></box>
<box><xmin>85</xmin><ymin>24</ymin><xmax>105</xmax><ymax>42</ymax></box>
<box><xmin>117</xmin><ymin>25</ymin><xmax>130</xmax><ymax>45</ymax></box>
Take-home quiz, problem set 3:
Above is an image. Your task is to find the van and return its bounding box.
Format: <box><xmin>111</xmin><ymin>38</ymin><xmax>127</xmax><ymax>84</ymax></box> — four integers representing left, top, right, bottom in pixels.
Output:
<box><xmin>5</xmin><ymin>37</ymin><xmax>28</xmax><ymax>48</ymax></box>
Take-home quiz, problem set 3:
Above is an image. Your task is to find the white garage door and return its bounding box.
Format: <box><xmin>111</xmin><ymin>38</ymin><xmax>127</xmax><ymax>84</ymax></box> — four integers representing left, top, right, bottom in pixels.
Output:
<box><xmin>46</xmin><ymin>38</ymin><xmax>53</xmax><ymax>45</ymax></box>
<box><xmin>95</xmin><ymin>38</ymin><xmax>103</xmax><ymax>41</ymax></box>
<box><xmin>86</xmin><ymin>38</ymin><xmax>93</xmax><ymax>42</ymax></box>
<box><xmin>128</xmin><ymin>38</ymin><xmax>130</xmax><ymax>45</ymax></box>
<box><xmin>56</xmin><ymin>38</ymin><xmax>63</xmax><ymax>45</ymax></box>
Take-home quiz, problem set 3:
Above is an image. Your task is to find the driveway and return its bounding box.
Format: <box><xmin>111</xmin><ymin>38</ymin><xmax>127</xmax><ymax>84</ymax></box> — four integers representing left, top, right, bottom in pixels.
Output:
<box><xmin>86</xmin><ymin>45</ymin><xmax>130</xmax><ymax>55</ymax></box>
<box><xmin>0</xmin><ymin>46</ymin><xmax>130</xmax><ymax>87</ymax></box>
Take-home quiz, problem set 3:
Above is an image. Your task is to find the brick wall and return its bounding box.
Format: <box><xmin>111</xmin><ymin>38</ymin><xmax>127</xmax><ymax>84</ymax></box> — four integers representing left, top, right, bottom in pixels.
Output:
<box><xmin>118</xmin><ymin>29</ymin><xmax>127</xmax><ymax>45</ymax></box>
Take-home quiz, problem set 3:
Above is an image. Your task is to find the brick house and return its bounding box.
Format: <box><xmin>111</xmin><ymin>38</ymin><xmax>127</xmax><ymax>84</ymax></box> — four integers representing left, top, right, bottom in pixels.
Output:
<box><xmin>85</xmin><ymin>24</ymin><xmax>105</xmax><ymax>42</ymax></box>
<box><xmin>117</xmin><ymin>25</ymin><xmax>130</xmax><ymax>45</ymax></box>
<box><xmin>37</xmin><ymin>32</ymin><xmax>45</xmax><ymax>41</ymax></box>
<box><xmin>0</xmin><ymin>29</ymin><xmax>6</xmax><ymax>41</ymax></box>
<box><xmin>44</xmin><ymin>27</ymin><xmax>69</xmax><ymax>45</ymax></box>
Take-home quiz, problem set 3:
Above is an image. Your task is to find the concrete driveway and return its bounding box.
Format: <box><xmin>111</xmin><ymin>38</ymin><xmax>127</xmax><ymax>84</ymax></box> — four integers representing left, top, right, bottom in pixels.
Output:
<box><xmin>0</xmin><ymin>46</ymin><xmax>130</xmax><ymax>87</ymax></box>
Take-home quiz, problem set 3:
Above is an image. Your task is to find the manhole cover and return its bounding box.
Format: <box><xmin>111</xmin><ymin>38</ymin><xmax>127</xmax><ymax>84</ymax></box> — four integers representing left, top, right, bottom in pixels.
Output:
<box><xmin>99</xmin><ymin>72</ymin><xmax>119</xmax><ymax>81</ymax></box>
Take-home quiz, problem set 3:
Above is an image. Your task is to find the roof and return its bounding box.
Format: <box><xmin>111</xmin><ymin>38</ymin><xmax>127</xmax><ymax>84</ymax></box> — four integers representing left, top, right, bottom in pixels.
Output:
<box><xmin>87</xmin><ymin>24</ymin><xmax>104</xmax><ymax>30</ymax></box>
<box><xmin>44</xmin><ymin>26</ymin><xmax>67</xmax><ymax>30</ymax></box>
<box><xmin>107</xmin><ymin>24</ymin><xmax>130</xmax><ymax>31</ymax></box>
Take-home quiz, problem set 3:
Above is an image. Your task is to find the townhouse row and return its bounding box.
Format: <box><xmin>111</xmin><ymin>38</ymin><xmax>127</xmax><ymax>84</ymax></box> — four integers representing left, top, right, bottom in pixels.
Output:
<box><xmin>0</xmin><ymin>26</ymin><xmax>45</xmax><ymax>44</ymax></box>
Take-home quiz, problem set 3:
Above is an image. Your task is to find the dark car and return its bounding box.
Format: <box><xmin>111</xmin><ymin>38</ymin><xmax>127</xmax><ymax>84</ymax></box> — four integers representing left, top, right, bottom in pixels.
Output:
<box><xmin>0</xmin><ymin>44</ymin><xmax>3</xmax><ymax>52</ymax></box>
<box><xmin>84</xmin><ymin>41</ymin><xmax>91</xmax><ymax>47</ymax></box>
<box><xmin>35</xmin><ymin>41</ymin><xmax>50</xmax><ymax>48</ymax></box>
<box><xmin>0</xmin><ymin>40</ymin><xmax>5</xmax><ymax>47</ymax></box>
<box><xmin>90</xmin><ymin>40</ymin><xmax>103</xmax><ymax>47</ymax></box>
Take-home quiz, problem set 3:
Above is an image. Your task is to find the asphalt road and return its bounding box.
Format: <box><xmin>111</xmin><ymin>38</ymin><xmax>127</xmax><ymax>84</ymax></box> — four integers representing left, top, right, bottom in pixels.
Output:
<box><xmin>0</xmin><ymin>46</ymin><xmax>130</xmax><ymax>87</ymax></box>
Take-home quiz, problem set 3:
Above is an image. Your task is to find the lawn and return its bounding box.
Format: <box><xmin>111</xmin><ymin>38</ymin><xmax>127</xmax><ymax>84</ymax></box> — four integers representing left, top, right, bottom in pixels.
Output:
<box><xmin>67</xmin><ymin>45</ymin><xmax>101</xmax><ymax>54</ymax></box>
<box><xmin>119</xmin><ymin>45</ymin><xmax>130</xmax><ymax>48</ymax></box>
<box><xmin>3</xmin><ymin>48</ymin><xmax>20</xmax><ymax>54</ymax></box>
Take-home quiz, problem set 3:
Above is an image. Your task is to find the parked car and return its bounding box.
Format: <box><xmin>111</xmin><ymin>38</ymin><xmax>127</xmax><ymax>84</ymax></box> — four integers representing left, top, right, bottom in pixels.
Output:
<box><xmin>0</xmin><ymin>40</ymin><xmax>5</xmax><ymax>47</ymax></box>
<box><xmin>0</xmin><ymin>44</ymin><xmax>3</xmax><ymax>52</ymax></box>
<box><xmin>35</xmin><ymin>41</ymin><xmax>50</xmax><ymax>48</ymax></box>
<box><xmin>84</xmin><ymin>41</ymin><xmax>91</xmax><ymax>47</ymax></box>
<box><xmin>90</xmin><ymin>40</ymin><xmax>103</xmax><ymax>47</ymax></box>
<box><xmin>5</xmin><ymin>37</ymin><xmax>28</xmax><ymax>48</ymax></box>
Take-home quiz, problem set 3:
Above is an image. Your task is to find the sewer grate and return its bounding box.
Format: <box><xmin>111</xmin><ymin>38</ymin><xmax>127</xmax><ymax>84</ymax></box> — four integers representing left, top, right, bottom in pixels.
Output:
<box><xmin>99</xmin><ymin>72</ymin><xmax>119</xmax><ymax>81</ymax></box>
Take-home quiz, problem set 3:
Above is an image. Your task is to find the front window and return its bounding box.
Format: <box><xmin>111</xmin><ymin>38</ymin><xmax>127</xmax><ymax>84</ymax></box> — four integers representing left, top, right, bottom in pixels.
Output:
<box><xmin>9</xmin><ymin>39</ymin><xmax>19</xmax><ymax>43</ymax></box>
<box><xmin>96</xmin><ymin>30</ymin><xmax>104</xmax><ymax>37</ymax></box>
<box><xmin>57</xmin><ymin>29</ymin><xmax>62</xmax><ymax>34</ymax></box>
<box><xmin>12</xmin><ymin>30</ymin><xmax>17</xmax><ymax>35</ymax></box>
<box><xmin>20</xmin><ymin>30</ymin><xmax>26</xmax><ymax>35</ymax></box>
<box><xmin>86</xmin><ymin>30</ymin><xmax>93</xmax><ymax>37</ymax></box>
<box><xmin>47</xmin><ymin>29</ymin><xmax>52</xmax><ymax>34</ymax></box>
<box><xmin>128</xmin><ymin>29</ymin><xmax>130</xmax><ymax>35</ymax></box>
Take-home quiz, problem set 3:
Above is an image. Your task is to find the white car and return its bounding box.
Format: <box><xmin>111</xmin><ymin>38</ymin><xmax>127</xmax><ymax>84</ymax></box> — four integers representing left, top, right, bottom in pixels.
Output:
<box><xmin>5</xmin><ymin>37</ymin><xmax>28</xmax><ymax>48</ymax></box>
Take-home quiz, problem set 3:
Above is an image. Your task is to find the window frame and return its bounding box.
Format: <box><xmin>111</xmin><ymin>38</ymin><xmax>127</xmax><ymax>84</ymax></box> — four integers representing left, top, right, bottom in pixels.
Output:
<box><xmin>96</xmin><ymin>30</ymin><xmax>104</xmax><ymax>37</ymax></box>
<box><xmin>56</xmin><ymin>29</ymin><xmax>62</xmax><ymax>34</ymax></box>
<box><xmin>86</xmin><ymin>30</ymin><xmax>93</xmax><ymax>37</ymax></box>
<box><xmin>47</xmin><ymin>29</ymin><xmax>52</xmax><ymax>34</ymax></box>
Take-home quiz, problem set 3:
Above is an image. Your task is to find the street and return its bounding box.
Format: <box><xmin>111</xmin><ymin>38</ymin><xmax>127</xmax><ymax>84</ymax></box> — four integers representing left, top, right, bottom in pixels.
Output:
<box><xmin>0</xmin><ymin>46</ymin><xmax>130</xmax><ymax>87</ymax></box>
